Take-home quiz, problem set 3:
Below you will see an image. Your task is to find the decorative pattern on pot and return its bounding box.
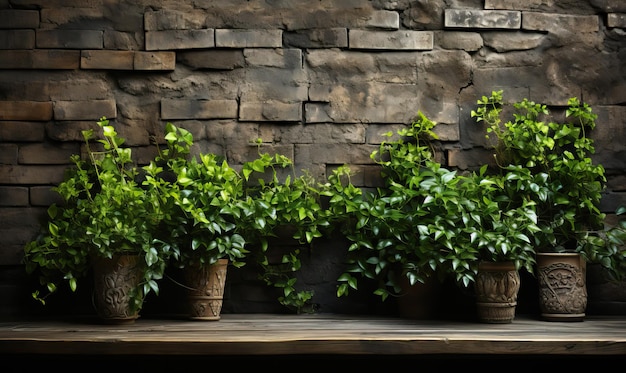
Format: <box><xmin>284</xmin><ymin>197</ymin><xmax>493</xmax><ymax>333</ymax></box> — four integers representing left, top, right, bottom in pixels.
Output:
<box><xmin>185</xmin><ymin>259</ymin><xmax>229</xmax><ymax>321</ymax></box>
<box><xmin>474</xmin><ymin>261</ymin><xmax>521</xmax><ymax>323</ymax></box>
<box><xmin>537</xmin><ymin>253</ymin><xmax>587</xmax><ymax>322</ymax></box>
<box><xmin>92</xmin><ymin>254</ymin><xmax>143</xmax><ymax>324</ymax></box>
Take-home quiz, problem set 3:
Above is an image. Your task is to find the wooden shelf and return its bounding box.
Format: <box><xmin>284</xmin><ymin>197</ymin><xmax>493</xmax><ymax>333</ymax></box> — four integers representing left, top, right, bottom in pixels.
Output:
<box><xmin>1</xmin><ymin>313</ymin><xmax>625</xmax><ymax>357</ymax></box>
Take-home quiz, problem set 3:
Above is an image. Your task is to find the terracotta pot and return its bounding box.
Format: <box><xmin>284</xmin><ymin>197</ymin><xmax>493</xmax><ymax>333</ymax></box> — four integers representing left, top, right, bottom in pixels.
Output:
<box><xmin>474</xmin><ymin>261</ymin><xmax>520</xmax><ymax>323</ymax></box>
<box><xmin>536</xmin><ymin>252</ymin><xmax>587</xmax><ymax>322</ymax></box>
<box><xmin>185</xmin><ymin>259</ymin><xmax>229</xmax><ymax>320</ymax></box>
<box><xmin>92</xmin><ymin>254</ymin><xmax>144</xmax><ymax>324</ymax></box>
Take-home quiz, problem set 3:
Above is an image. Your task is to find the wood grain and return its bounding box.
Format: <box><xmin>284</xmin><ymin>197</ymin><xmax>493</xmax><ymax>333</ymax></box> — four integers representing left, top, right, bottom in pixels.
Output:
<box><xmin>1</xmin><ymin>314</ymin><xmax>625</xmax><ymax>356</ymax></box>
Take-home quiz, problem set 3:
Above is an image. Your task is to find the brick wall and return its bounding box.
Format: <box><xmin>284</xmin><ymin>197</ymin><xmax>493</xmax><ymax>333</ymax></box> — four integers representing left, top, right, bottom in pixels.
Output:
<box><xmin>1</xmin><ymin>0</ymin><xmax>625</xmax><ymax>317</ymax></box>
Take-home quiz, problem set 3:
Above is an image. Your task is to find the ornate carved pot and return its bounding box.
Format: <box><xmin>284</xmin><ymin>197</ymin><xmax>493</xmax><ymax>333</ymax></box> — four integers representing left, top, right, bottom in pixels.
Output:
<box><xmin>184</xmin><ymin>258</ymin><xmax>229</xmax><ymax>321</ymax></box>
<box><xmin>474</xmin><ymin>261</ymin><xmax>521</xmax><ymax>323</ymax></box>
<box><xmin>536</xmin><ymin>252</ymin><xmax>587</xmax><ymax>322</ymax></box>
<box><xmin>92</xmin><ymin>254</ymin><xmax>144</xmax><ymax>324</ymax></box>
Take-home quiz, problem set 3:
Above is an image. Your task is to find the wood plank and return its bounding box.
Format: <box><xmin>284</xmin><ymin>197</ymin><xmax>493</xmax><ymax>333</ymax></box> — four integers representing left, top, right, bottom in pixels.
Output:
<box><xmin>0</xmin><ymin>314</ymin><xmax>625</xmax><ymax>356</ymax></box>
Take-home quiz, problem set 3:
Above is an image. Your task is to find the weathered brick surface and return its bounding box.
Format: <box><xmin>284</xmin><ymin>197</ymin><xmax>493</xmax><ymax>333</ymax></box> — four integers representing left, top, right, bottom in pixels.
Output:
<box><xmin>36</xmin><ymin>30</ymin><xmax>103</xmax><ymax>49</ymax></box>
<box><xmin>18</xmin><ymin>142</ymin><xmax>79</xmax><ymax>165</ymax></box>
<box><xmin>284</xmin><ymin>28</ymin><xmax>348</xmax><ymax>48</ymax></box>
<box><xmin>145</xmin><ymin>29</ymin><xmax>215</xmax><ymax>51</ymax></box>
<box><xmin>134</xmin><ymin>51</ymin><xmax>176</xmax><ymax>70</ymax></box>
<box><xmin>239</xmin><ymin>101</ymin><xmax>302</xmax><ymax>122</ymax></box>
<box><xmin>0</xmin><ymin>144</ymin><xmax>17</xmax><ymax>164</ymax></box>
<box><xmin>608</xmin><ymin>13</ymin><xmax>626</xmax><ymax>28</ymax></box>
<box><xmin>444</xmin><ymin>9</ymin><xmax>521</xmax><ymax>29</ymax></box>
<box><xmin>0</xmin><ymin>9</ymin><xmax>39</xmax><ymax>29</ymax></box>
<box><xmin>0</xmin><ymin>122</ymin><xmax>45</xmax><ymax>142</ymax></box>
<box><xmin>349</xmin><ymin>30</ymin><xmax>433</xmax><ymax>50</ymax></box>
<box><xmin>215</xmin><ymin>29</ymin><xmax>282</xmax><ymax>48</ymax></box>
<box><xmin>161</xmin><ymin>99</ymin><xmax>238</xmax><ymax>120</ymax></box>
<box><xmin>438</xmin><ymin>31</ymin><xmax>483</xmax><ymax>51</ymax></box>
<box><xmin>0</xmin><ymin>101</ymin><xmax>53</xmax><ymax>121</ymax></box>
<box><xmin>0</xmin><ymin>50</ymin><xmax>80</xmax><ymax>69</ymax></box>
<box><xmin>0</xmin><ymin>164</ymin><xmax>67</xmax><ymax>184</ymax></box>
<box><xmin>53</xmin><ymin>100</ymin><xmax>116</xmax><ymax>121</ymax></box>
<box><xmin>0</xmin><ymin>187</ymin><xmax>29</xmax><ymax>206</ymax></box>
<box><xmin>80</xmin><ymin>50</ymin><xmax>134</xmax><ymax>70</ymax></box>
<box><xmin>0</xmin><ymin>30</ymin><xmax>35</xmax><ymax>49</ymax></box>
<box><xmin>523</xmin><ymin>13</ymin><xmax>599</xmax><ymax>33</ymax></box>
<box><xmin>177</xmin><ymin>50</ymin><xmax>245</xmax><ymax>70</ymax></box>
<box><xmin>29</xmin><ymin>185</ymin><xmax>64</xmax><ymax>206</ymax></box>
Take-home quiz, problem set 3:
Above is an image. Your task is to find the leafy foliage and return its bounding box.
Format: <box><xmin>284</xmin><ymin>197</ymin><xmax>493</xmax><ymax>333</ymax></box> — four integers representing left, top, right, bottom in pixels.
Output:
<box><xmin>23</xmin><ymin>117</ymin><xmax>173</xmax><ymax>312</ymax></box>
<box><xmin>471</xmin><ymin>90</ymin><xmax>607</xmax><ymax>252</ymax></box>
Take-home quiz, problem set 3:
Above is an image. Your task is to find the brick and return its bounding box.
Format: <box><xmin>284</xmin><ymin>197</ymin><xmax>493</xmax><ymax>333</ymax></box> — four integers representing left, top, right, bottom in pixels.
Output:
<box><xmin>36</xmin><ymin>29</ymin><xmax>103</xmax><ymax>49</ymax></box>
<box><xmin>438</xmin><ymin>31</ymin><xmax>483</xmax><ymax>51</ymax></box>
<box><xmin>608</xmin><ymin>13</ymin><xmax>626</xmax><ymax>28</ymax></box>
<box><xmin>80</xmin><ymin>50</ymin><xmax>134</xmax><ymax>69</ymax></box>
<box><xmin>240</xmin><ymin>101</ymin><xmax>302</xmax><ymax>122</ymax></box>
<box><xmin>0</xmin><ymin>207</ymin><xmax>43</xmax><ymax>228</ymax></box>
<box><xmin>161</xmin><ymin>99</ymin><xmax>238</xmax><ymax>120</ymax></box>
<box><xmin>0</xmin><ymin>51</ymin><xmax>31</xmax><ymax>69</ymax></box>
<box><xmin>0</xmin><ymin>144</ymin><xmax>17</xmax><ymax>164</ymax></box>
<box><xmin>366</xmin><ymin>10</ymin><xmax>400</xmax><ymax>29</ymax></box>
<box><xmin>45</xmin><ymin>121</ymin><xmax>100</xmax><ymax>142</ymax></box>
<box><xmin>53</xmin><ymin>100</ymin><xmax>116</xmax><ymax>120</ymax></box>
<box><xmin>215</xmin><ymin>29</ymin><xmax>282</xmax><ymax>48</ymax></box>
<box><xmin>0</xmin><ymin>50</ymin><xmax>80</xmax><ymax>69</ymax></box>
<box><xmin>0</xmin><ymin>101</ymin><xmax>53</xmax><ymax>121</ymax></box>
<box><xmin>523</xmin><ymin>13</ymin><xmax>599</xmax><ymax>33</ymax></box>
<box><xmin>30</xmin><ymin>185</ymin><xmax>64</xmax><ymax>206</ymax></box>
<box><xmin>448</xmin><ymin>147</ymin><xmax>496</xmax><ymax>170</ymax></box>
<box><xmin>134</xmin><ymin>51</ymin><xmax>176</xmax><ymax>70</ymax></box>
<box><xmin>0</xmin><ymin>186</ymin><xmax>28</xmax><ymax>206</ymax></box>
<box><xmin>18</xmin><ymin>142</ymin><xmax>79</xmax><ymax>165</ymax></box>
<box><xmin>296</xmin><ymin>143</ymin><xmax>375</xmax><ymax>164</ymax></box>
<box><xmin>268</xmin><ymin>123</ymin><xmax>366</xmax><ymax>145</ymax></box>
<box><xmin>33</xmin><ymin>50</ymin><xmax>81</xmax><ymax>69</ymax></box>
<box><xmin>177</xmin><ymin>50</ymin><xmax>245</xmax><ymax>70</ymax></box>
<box><xmin>444</xmin><ymin>9</ymin><xmax>521</xmax><ymax>29</ymax></box>
<box><xmin>244</xmin><ymin>48</ymin><xmax>302</xmax><ymax>68</ymax></box>
<box><xmin>0</xmin><ymin>30</ymin><xmax>35</xmax><ymax>49</ymax></box>
<box><xmin>482</xmin><ymin>32</ymin><xmax>545</xmax><ymax>52</ymax></box>
<box><xmin>0</xmin><ymin>10</ymin><xmax>39</xmax><ymax>29</ymax></box>
<box><xmin>40</xmin><ymin>8</ymin><xmax>103</xmax><ymax>27</ymax></box>
<box><xmin>145</xmin><ymin>29</ymin><xmax>214</xmax><ymax>51</ymax></box>
<box><xmin>0</xmin><ymin>164</ymin><xmax>67</xmax><ymax>184</ymax></box>
<box><xmin>144</xmin><ymin>9</ymin><xmax>206</xmax><ymax>31</ymax></box>
<box><xmin>0</xmin><ymin>121</ymin><xmax>45</xmax><ymax>142</ymax></box>
<box><xmin>349</xmin><ymin>30</ymin><xmax>433</xmax><ymax>50</ymax></box>
<box><xmin>484</xmin><ymin>0</ymin><xmax>552</xmax><ymax>11</ymax></box>
<box><xmin>284</xmin><ymin>28</ymin><xmax>348</xmax><ymax>48</ymax></box>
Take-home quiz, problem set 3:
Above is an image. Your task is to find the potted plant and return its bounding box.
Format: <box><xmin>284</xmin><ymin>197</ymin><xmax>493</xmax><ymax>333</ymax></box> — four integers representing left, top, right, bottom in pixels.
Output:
<box><xmin>458</xmin><ymin>164</ymin><xmax>546</xmax><ymax>323</ymax></box>
<box><xmin>144</xmin><ymin>123</ymin><xmax>251</xmax><ymax>320</ymax></box>
<box><xmin>334</xmin><ymin>111</ymin><xmax>475</xmax><ymax>319</ymax></box>
<box><xmin>23</xmin><ymin>117</ymin><xmax>173</xmax><ymax>323</ymax></box>
<box><xmin>471</xmin><ymin>90</ymin><xmax>621</xmax><ymax>321</ymax></box>
<box><xmin>239</xmin><ymin>143</ymin><xmax>334</xmax><ymax>314</ymax></box>
<box><xmin>333</xmin><ymin>108</ymin><xmax>550</xmax><ymax>322</ymax></box>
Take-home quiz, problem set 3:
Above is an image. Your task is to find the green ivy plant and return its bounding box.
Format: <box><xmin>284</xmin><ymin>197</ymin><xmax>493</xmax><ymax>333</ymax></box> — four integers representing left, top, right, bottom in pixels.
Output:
<box><xmin>239</xmin><ymin>143</ymin><xmax>331</xmax><ymax>313</ymax></box>
<box><xmin>23</xmin><ymin>117</ymin><xmax>172</xmax><ymax>313</ymax></box>
<box><xmin>335</xmin><ymin>111</ymin><xmax>474</xmax><ymax>300</ymax></box>
<box><xmin>471</xmin><ymin>90</ymin><xmax>607</xmax><ymax>253</ymax></box>
<box><xmin>144</xmin><ymin>123</ymin><xmax>250</xmax><ymax>271</ymax></box>
<box><xmin>471</xmin><ymin>91</ymin><xmax>626</xmax><ymax>281</ymax></box>
<box><xmin>458</xmin><ymin>164</ymin><xmax>547</xmax><ymax>275</ymax></box>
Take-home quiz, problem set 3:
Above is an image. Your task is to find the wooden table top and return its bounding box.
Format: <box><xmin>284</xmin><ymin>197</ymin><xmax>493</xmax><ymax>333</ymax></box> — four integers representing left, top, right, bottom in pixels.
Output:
<box><xmin>1</xmin><ymin>313</ymin><xmax>625</xmax><ymax>356</ymax></box>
